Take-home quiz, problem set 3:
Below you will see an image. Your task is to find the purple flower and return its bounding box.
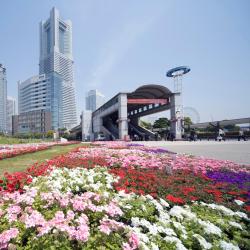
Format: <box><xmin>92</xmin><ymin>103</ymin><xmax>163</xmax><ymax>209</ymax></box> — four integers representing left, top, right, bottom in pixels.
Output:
<box><xmin>127</xmin><ymin>143</ymin><xmax>144</xmax><ymax>147</ymax></box>
<box><xmin>206</xmin><ymin>170</ymin><xmax>250</xmax><ymax>190</ymax></box>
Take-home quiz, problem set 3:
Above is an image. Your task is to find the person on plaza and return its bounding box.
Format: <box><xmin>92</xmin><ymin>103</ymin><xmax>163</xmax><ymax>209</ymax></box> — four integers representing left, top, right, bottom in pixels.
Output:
<box><xmin>217</xmin><ymin>128</ymin><xmax>225</xmax><ymax>141</ymax></box>
<box><xmin>134</xmin><ymin>134</ymin><xmax>139</xmax><ymax>141</ymax></box>
<box><xmin>190</xmin><ymin>129</ymin><xmax>197</xmax><ymax>141</ymax></box>
<box><xmin>155</xmin><ymin>132</ymin><xmax>158</xmax><ymax>141</ymax></box>
<box><xmin>238</xmin><ymin>130</ymin><xmax>246</xmax><ymax>141</ymax></box>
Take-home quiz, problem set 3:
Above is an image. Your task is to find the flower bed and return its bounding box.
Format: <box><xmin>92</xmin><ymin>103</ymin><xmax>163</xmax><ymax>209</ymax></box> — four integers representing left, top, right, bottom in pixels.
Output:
<box><xmin>0</xmin><ymin>141</ymin><xmax>79</xmax><ymax>161</ymax></box>
<box><xmin>0</xmin><ymin>141</ymin><xmax>250</xmax><ymax>249</ymax></box>
<box><xmin>0</xmin><ymin>167</ymin><xmax>249</xmax><ymax>249</ymax></box>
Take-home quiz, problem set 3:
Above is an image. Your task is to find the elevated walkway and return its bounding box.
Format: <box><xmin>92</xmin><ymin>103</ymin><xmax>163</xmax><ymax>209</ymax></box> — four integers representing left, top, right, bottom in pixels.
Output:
<box><xmin>103</xmin><ymin>117</ymin><xmax>119</xmax><ymax>139</ymax></box>
<box><xmin>129</xmin><ymin>123</ymin><xmax>155</xmax><ymax>140</ymax></box>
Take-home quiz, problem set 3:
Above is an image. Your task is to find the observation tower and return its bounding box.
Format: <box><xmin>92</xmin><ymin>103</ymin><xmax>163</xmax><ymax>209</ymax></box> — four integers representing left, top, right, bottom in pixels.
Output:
<box><xmin>166</xmin><ymin>66</ymin><xmax>190</xmax><ymax>140</ymax></box>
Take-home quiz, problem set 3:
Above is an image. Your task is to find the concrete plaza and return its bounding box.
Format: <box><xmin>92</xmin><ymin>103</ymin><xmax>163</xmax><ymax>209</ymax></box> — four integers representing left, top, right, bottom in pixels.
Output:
<box><xmin>140</xmin><ymin>140</ymin><xmax>250</xmax><ymax>165</ymax></box>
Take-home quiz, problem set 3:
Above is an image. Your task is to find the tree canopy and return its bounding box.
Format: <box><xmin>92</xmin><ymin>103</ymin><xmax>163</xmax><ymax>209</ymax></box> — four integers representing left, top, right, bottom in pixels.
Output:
<box><xmin>153</xmin><ymin>118</ymin><xmax>170</xmax><ymax>129</ymax></box>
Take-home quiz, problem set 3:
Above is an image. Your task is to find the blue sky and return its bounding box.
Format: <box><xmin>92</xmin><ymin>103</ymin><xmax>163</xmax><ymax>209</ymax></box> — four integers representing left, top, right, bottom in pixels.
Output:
<box><xmin>1</xmin><ymin>0</ymin><xmax>250</xmax><ymax>122</ymax></box>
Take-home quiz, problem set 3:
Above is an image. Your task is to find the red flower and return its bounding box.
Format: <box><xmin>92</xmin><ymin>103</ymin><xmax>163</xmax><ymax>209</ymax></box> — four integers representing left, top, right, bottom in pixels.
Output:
<box><xmin>166</xmin><ymin>194</ymin><xmax>184</xmax><ymax>204</ymax></box>
<box><xmin>228</xmin><ymin>191</ymin><xmax>238</xmax><ymax>195</ymax></box>
<box><xmin>182</xmin><ymin>186</ymin><xmax>195</xmax><ymax>195</ymax></box>
<box><xmin>190</xmin><ymin>196</ymin><xmax>198</xmax><ymax>201</ymax></box>
<box><xmin>138</xmin><ymin>189</ymin><xmax>145</xmax><ymax>195</ymax></box>
<box><xmin>245</xmin><ymin>205</ymin><xmax>250</xmax><ymax>212</ymax></box>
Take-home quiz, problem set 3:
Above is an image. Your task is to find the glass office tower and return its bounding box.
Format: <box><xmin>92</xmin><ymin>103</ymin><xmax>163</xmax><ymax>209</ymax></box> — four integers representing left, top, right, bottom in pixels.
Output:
<box><xmin>39</xmin><ymin>7</ymin><xmax>77</xmax><ymax>129</ymax></box>
<box><xmin>18</xmin><ymin>73</ymin><xmax>63</xmax><ymax>130</ymax></box>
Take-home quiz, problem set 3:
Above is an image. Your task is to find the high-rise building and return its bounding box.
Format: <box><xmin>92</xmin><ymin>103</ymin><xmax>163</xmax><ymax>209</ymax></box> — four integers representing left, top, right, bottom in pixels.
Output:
<box><xmin>85</xmin><ymin>89</ymin><xmax>105</xmax><ymax>112</ymax></box>
<box><xmin>39</xmin><ymin>7</ymin><xmax>77</xmax><ymax>129</ymax></box>
<box><xmin>18</xmin><ymin>73</ymin><xmax>62</xmax><ymax>130</ymax></box>
<box><xmin>6</xmin><ymin>96</ymin><xmax>17</xmax><ymax>134</ymax></box>
<box><xmin>0</xmin><ymin>64</ymin><xmax>7</xmax><ymax>132</ymax></box>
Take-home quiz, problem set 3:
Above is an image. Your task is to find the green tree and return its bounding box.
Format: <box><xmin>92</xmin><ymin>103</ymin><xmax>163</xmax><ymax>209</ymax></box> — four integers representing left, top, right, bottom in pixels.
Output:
<box><xmin>140</xmin><ymin>120</ymin><xmax>152</xmax><ymax>130</ymax></box>
<box><xmin>46</xmin><ymin>130</ymin><xmax>54</xmax><ymax>138</ymax></box>
<box><xmin>153</xmin><ymin>118</ymin><xmax>170</xmax><ymax>129</ymax></box>
<box><xmin>184</xmin><ymin>117</ymin><xmax>193</xmax><ymax>126</ymax></box>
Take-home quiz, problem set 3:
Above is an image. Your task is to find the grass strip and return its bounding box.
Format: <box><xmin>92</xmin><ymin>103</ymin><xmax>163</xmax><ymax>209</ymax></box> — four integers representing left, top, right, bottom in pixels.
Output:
<box><xmin>0</xmin><ymin>144</ymin><xmax>81</xmax><ymax>176</ymax></box>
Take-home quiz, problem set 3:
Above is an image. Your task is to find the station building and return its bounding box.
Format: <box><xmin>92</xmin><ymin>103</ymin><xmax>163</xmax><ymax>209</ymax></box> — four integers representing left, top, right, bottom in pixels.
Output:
<box><xmin>78</xmin><ymin>84</ymin><xmax>183</xmax><ymax>141</ymax></box>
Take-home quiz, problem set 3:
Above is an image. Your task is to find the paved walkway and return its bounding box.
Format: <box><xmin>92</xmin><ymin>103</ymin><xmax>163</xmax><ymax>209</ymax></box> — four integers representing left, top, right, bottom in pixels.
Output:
<box><xmin>140</xmin><ymin>140</ymin><xmax>250</xmax><ymax>165</ymax></box>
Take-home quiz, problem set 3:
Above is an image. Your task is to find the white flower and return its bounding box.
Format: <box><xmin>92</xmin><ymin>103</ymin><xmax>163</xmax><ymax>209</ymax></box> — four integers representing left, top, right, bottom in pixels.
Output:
<box><xmin>139</xmin><ymin>242</ymin><xmax>150</xmax><ymax>250</ymax></box>
<box><xmin>201</xmin><ymin>202</ymin><xmax>235</xmax><ymax>216</ymax></box>
<box><xmin>228</xmin><ymin>221</ymin><xmax>243</xmax><ymax>230</ymax></box>
<box><xmin>151</xmin><ymin>242</ymin><xmax>159</xmax><ymax>250</ymax></box>
<box><xmin>159</xmin><ymin>198</ymin><xmax>170</xmax><ymax>208</ymax></box>
<box><xmin>131</xmin><ymin>217</ymin><xmax>140</xmax><ymax>227</ymax></box>
<box><xmin>164</xmin><ymin>236</ymin><xmax>187</xmax><ymax>250</ymax></box>
<box><xmin>234</xmin><ymin>199</ymin><xmax>244</xmax><ymax>206</ymax></box>
<box><xmin>193</xmin><ymin>234</ymin><xmax>212</xmax><ymax>249</ymax></box>
<box><xmin>197</xmin><ymin>219</ymin><xmax>221</xmax><ymax>236</ymax></box>
<box><xmin>219</xmin><ymin>240</ymin><xmax>240</xmax><ymax>250</ymax></box>
<box><xmin>234</xmin><ymin>212</ymin><xmax>249</xmax><ymax>220</ymax></box>
<box><xmin>200</xmin><ymin>202</ymin><xmax>249</xmax><ymax>220</ymax></box>
<box><xmin>157</xmin><ymin>226</ymin><xmax>176</xmax><ymax>236</ymax></box>
<box><xmin>172</xmin><ymin>221</ymin><xmax>187</xmax><ymax>239</ymax></box>
<box><xmin>169</xmin><ymin>206</ymin><xmax>196</xmax><ymax>220</ymax></box>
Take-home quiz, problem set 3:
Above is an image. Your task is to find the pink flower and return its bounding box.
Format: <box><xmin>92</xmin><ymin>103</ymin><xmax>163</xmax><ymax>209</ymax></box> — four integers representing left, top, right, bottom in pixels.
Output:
<box><xmin>74</xmin><ymin>224</ymin><xmax>89</xmax><ymax>242</ymax></box>
<box><xmin>0</xmin><ymin>228</ymin><xmax>19</xmax><ymax>246</ymax></box>
<box><xmin>59</xmin><ymin>197</ymin><xmax>69</xmax><ymax>207</ymax></box>
<box><xmin>123</xmin><ymin>242</ymin><xmax>133</xmax><ymax>250</ymax></box>
<box><xmin>99</xmin><ymin>224</ymin><xmax>112</xmax><ymax>235</ymax></box>
<box><xmin>129</xmin><ymin>232</ymin><xmax>139</xmax><ymax>249</ymax></box>
<box><xmin>99</xmin><ymin>217</ymin><xmax>125</xmax><ymax>235</ymax></box>
<box><xmin>7</xmin><ymin>205</ymin><xmax>21</xmax><ymax>215</ymax></box>
<box><xmin>37</xmin><ymin>224</ymin><xmax>51</xmax><ymax>237</ymax></box>
<box><xmin>7</xmin><ymin>213</ymin><xmax>18</xmax><ymax>222</ymax></box>
<box><xmin>7</xmin><ymin>205</ymin><xmax>22</xmax><ymax>222</ymax></box>
<box><xmin>77</xmin><ymin>214</ymin><xmax>89</xmax><ymax>225</ymax></box>
<box><xmin>105</xmin><ymin>202</ymin><xmax>123</xmax><ymax>217</ymax></box>
<box><xmin>71</xmin><ymin>197</ymin><xmax>86</xmax><ymax>211</ymax></box>
<box><xmin>50</xmin><ymin>211</ymin><xmax>65</xmax><ymax>225</ymax></box>
<box><xmin>66</xmin><ymin>210</ymin><xmax>75</xmax><ymax>221</ymax></box>
<box><xmin>24</xmin><ymin>211</ymin><xmax>45</xmax><ymax>228</ymax></box>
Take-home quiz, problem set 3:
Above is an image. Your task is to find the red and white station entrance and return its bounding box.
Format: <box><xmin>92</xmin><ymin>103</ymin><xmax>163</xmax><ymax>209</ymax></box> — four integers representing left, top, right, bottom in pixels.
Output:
<box><xmin>91</xmin><ymin>84</ymin><xmax>183</xmax><ymax>140</ymax></box>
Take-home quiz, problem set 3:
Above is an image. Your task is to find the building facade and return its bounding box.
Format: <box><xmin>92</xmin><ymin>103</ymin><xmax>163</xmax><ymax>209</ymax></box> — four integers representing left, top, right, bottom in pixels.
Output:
<box><xmin>6</xmin><ymin>96</ymin><xmax>17</xmax><ymax>134</ymax></box>
<box><xmin>85</xmin><ymin>89</ymin><xmax>105</xmax><ymax>112</ymax></box>
<box><xmin>91</xmin><ymin>84</ymin><xmax>183</xmax><ymax>140</ymax></box>
<box><xmin>0</xmin><ymin>64</ymin><xmax>7</xmax><ymax>132</ymax></box>
<box><xmin>12</xmin><ymin>110</ymin><xmax>51</xmax><ymax>135</ymax></box>
<box><xmin>39</xmin><ymin>7</ymin><xmax>77</xmax><ymax>129</ymax></box>
<box><xmin>81</xmin><ymin>110</ymin><xmax>92</xmax><ymax>141</ymax></box>
<box><xmin>18</xmin><ymin>73</ymin><xmax>62</xmax><ymax>130</ymax></box>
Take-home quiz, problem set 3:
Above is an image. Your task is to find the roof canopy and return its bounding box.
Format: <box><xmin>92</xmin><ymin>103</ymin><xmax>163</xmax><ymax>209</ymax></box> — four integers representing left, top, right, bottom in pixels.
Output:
<box><xmin>128</xmin><ymin>84</ymin><xmax>172</xmax><ymax>99</ymax></box>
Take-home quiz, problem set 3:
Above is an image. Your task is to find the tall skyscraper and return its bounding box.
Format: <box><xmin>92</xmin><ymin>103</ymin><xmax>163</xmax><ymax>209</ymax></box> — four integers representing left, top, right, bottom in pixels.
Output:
<box><xmin>0</xmin><ymin>64</ymin><xmax>7</xmax><ymax>132</ymax></box>
<box><xmin>86</xmin><ymin>89</ymin><xmax>105</xmax><ymax>112</ymax></box>
<box><xmin>6</xmin><ymin>96</ymin><xmax>17</xmax><ymax>134</ymax></box>
<box><xmin>39</xmin><ymin>7</ymin><xmax>77</xmax><ymax>129</ymax></box>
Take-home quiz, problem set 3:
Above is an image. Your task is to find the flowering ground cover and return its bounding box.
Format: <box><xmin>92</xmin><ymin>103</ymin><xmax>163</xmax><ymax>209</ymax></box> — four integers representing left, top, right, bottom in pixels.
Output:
<box><xmin>0</xmin><ymin>141</ymin><xmax>250</xmax><ymax>249</ymax></box>
<box><xmin>0</xmin><ymin>141</ymin><xmax>79</xmax><ymax>161</ymax></box>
